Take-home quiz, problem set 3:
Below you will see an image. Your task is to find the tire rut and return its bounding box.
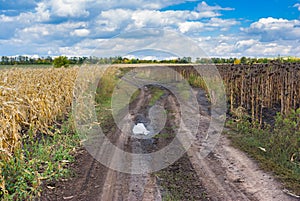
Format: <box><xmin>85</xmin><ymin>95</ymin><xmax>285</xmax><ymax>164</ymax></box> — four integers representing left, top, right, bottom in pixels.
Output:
<box><xmin>39</xmin><ymin>87</ymin><xmax>296</xmax><ymax>201</ymax></box>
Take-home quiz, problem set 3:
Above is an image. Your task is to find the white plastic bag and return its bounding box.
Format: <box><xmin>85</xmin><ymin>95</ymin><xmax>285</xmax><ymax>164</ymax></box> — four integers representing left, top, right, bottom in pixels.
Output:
<box><xmin>132</xmin><ymin>123</ymin><xmax>150</xmax><ymax>135</ymax></box>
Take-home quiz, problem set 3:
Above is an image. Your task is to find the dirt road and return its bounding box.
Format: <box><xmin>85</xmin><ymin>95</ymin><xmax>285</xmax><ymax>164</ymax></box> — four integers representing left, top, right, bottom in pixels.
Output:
<box><xmin>39</xmin><ymin>87</ymin><xmax>298</xmax><ymax>201</ymax></box>
<box><xmin>188</xmin><ymin>134</ymin><xmax>299</xmax><ymax>201</ymax></box>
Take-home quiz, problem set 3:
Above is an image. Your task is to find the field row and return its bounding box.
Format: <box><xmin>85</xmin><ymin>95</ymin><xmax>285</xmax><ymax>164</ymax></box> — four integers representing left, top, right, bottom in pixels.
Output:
<box><xmin>172</xmin><ymin>62</ymin><xmax>300</xmax><ymax>123</ymax></box>
<box><xmin>0</xmin><ymin>68</ymin><xmax>78</xmax><ymax>193</ymax></box>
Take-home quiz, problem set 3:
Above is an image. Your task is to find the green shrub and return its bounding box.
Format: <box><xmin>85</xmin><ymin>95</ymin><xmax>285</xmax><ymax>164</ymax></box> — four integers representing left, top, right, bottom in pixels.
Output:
<box><xmin>53</xmin><ymin>56</ymin><xmax>70</xmax><ymax>68</ymax></box>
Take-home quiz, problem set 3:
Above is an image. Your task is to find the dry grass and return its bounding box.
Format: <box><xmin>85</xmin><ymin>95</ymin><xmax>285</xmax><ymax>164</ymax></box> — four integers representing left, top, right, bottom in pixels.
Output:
<box><xmin>0</xmin><ymin>67</ymin><xmax>78</xmax><ymax>193</ymax></box>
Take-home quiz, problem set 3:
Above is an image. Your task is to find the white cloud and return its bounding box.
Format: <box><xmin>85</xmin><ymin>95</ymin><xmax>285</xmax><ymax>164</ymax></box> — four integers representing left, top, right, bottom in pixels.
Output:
<box><xmin>94</xmin><ymin>8</ymin><xmax>238</xmax><ymax>35</ymax></box>
<box><xmin>215</xmin><ymin>43</ymin><xmax>235</xmax><ymax>55</ymax></box>
<box><xmin>235</xmin><ymin>39</ymin><xmax>258</xmax><ymax>50</ymax></box>
<box><xmin>14</xmin><ymin>21</ymin><xmax>88</xmax><ymax>44</ymax></box>
<box><xmin>130</xmin><ymin>10</ymin><xmax>192</xmax><ymax>28</ymax></box>
<box><xmin>194</xmin><ymin>33</ymin><xmax>298</xmax><ymax>57</ymax></box>
<box><xmin>96</xmin><ymin>9</ymin><xmax>133</xmax><ymax>32</ymax></box>
<box><xmin>35</xmin><ymin>2</ymin><xmax>50</xmax><ymax>21</ymax></box>
<box><xmin>0</xmin><ymin>1</ymin><xmax>299</xmax><ymax>58</ymax></box>
<box><xmin>293</xmin><ymin>3</ymin><xmax>300</xmax><ymax>11</ymax></box>
<box><xmin>208</xmin><ymin>18</ymin><xmax>239</xmax><ymax>28</ymax></box>
<box><xmin>47</xmin><ymin>0</ymin><xmax>90</xmax><ymax>17</ymax></box>
<box><xmin>23</xmin><ymin>26</ymin><xmax>50</xmax><ymax>36</ymax></box>
<box><xmin>95</xmin><ymin>9</ymin><xmax>195</xmax><ymax>33</ymax></box>
<box><xmin>0</xmin><ymin>4</ymin><xmax>51</xmax><ymax>39</ymax></box>
<box><xmin>124</xmin><ymin>54</ymin><xmax>177</xmax><ymax>60</ymax></box>
<box><xmin>242</xmin><ymin>17</ymin><xmax>300</xmax><ymax>41</ymax></box>
<box><xmin>0</xmin><ymin>3</ymin><xmax>49</xmax><ymax>24</ymax></box>
<box><xmin>196</xmin><ymin>1</ymin><xmax>234</xmax><ymax>12</ymax></box>
<box><xmin>178</xmin><ymin>18</ymin><xmax>239</xmax><ymax>33</ymax></box>
<box><xmin>197</xmin><ymin>34</ymin><xmax>237</xmax><ymax>57</ymax></box>
<box><xmin>89</xmin><ymin>0</ymin><xmax>197</xmax><ymax>10</ymax></box>
<box><xmin>247</xmin><ymin>17</ymin><xmax>291</xmax><ymax>30</ymax></box>
<box><xmin>71</xmin><ymin>29</ymin><xmax>90</xmax><ymax>37</ymax></box>
<box><xmin>37</xmin><ymin>0</ymin><xmax>199</xmax><ymax>18</ymax></box>
<box><xmin>244</xmin><ymin>42</ymin><xmax>292</xmax><ymax>56</ymax></box>
<box><xmin>98</xmin><ymin>0</ymin><xmax>164</xmax><ymax>10</ymax></box>
<box><xmin>179</xmin><ymin>21</ymin><xmax>204</xmax><ymax>33</ymax></box>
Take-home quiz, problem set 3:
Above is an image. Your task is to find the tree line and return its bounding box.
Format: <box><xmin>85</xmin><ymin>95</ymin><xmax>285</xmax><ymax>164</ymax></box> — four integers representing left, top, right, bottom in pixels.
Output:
<box><xmin>1</xmin><ymin>55</ymin><xmax>300</xmax><ymax>66</ymax></box>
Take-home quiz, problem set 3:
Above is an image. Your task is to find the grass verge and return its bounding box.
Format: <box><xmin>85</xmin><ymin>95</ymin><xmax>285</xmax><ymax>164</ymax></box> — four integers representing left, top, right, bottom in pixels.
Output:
<box><xmin>95</xmin><ymin>68</ymin><xmax>119</xmax><ymax>132</ymax></box>
<box><xmin>0</xmin><ymin>115</ymin><xmax>80</xmax><ymax>201</ymax></box>
<box><xmin>148</xmin><ymin>87</ymin><xmax>164</xmax><ymax>106</ymax></box>
<box><xmin>226</xmin><ymin>109</ymin><xmax>300</xmax><ymax>195</ymax></box>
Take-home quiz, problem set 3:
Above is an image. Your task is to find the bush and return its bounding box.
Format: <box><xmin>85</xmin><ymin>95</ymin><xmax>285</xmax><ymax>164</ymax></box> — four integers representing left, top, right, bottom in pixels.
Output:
<box><xmin>53</xmin><ymin>56</ymin><xmax>70</xmax><ymax>68</ymax></box>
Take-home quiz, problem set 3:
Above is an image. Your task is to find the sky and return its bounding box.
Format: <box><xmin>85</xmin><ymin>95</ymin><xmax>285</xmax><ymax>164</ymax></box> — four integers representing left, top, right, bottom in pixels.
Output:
<box><xmin>0</xmin><ymin>0</ymin><xmax>300</xmax><ymax>58</ymax></box>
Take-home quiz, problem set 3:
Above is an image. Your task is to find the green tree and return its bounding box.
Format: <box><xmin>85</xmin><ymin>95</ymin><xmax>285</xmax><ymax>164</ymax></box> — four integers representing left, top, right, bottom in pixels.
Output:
<box><xmin>53</xmin><ymin>56</ymin><xmax>70</xmax><ymax>68</ymax></box>
<box><xmin>240</xmin><ymin>56</ymin><xmax>247</xmax><ymax>64</ymax></box>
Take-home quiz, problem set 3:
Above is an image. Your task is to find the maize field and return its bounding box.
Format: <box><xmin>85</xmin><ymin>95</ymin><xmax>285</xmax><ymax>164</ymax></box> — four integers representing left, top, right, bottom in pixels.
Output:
<box><xmin>0</xmin><ymin>67</ymin><xmax>78</xmax><ymax>191</ymax></box>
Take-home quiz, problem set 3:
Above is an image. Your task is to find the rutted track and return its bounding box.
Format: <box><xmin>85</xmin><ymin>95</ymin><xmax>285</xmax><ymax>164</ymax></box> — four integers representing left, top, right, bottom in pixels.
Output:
<box><xmin>39</xmin><ymin>86</ymin><xmax>297</xmax><ymax>201</ymax></box>
<box><xmin>99</xmin><ymin>88</ymin><xmax>163</xmax><ymax>201</ymax></box>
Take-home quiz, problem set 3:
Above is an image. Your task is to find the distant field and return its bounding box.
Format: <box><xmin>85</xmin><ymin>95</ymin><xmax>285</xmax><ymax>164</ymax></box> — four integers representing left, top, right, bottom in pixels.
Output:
<box><xmin>0</xmin><ymin>65</ymin><xmax>52</xmax><ymax>69</ymax></box>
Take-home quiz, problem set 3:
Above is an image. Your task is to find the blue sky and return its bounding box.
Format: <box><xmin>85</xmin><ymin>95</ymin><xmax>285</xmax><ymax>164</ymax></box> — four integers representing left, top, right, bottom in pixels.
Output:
<box><xmin>0</xmin><ymin>0</ymin><xmax>300</xmax><ymax>58</ymax></box>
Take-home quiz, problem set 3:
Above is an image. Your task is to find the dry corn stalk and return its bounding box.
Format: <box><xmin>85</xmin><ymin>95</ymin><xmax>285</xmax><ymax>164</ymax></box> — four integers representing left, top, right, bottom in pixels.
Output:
<box><xmin>0</xmin><ymin>67</ymin><xmax>78</xmax><ymax>161</ymax></box>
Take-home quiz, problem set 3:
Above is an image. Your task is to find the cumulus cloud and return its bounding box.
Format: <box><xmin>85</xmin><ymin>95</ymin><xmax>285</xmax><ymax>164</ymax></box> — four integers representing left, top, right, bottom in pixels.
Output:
<box><xmin>209</xmin><ymin>18</ymin><xmax>239</xmax><ymax>27</ymax></box>
<box><xmin>14</xmin><ymin>21</ymin><xmax>88</xmax><ymax>45</ymax></box>
<box><xmin>179</xmin><ymin>21</ymin><xmax>204</xmax><ymax>33</ymax></box>
<box><xmin>95</xmin><ymin>9</ymin><xmax>133</xmax><ymax>33</ymax></box>
<box><xmin>242</xmin><ymin>17</ymin><xmax>300</xmax><ymax>41</ymax></box>
<box><xmin>87</xmin><ymin>0</ymin><xmax>198</xmax><ymax>10</ymax></box>
<box><xmin>243</xmin><ymin>42</ymin><xmax>292</xmax><ymax>56</ymax></box>
<box><xmin>0</xmin><ymin>0</ymin><xmax>299</xmax><ymax>58</ymax></box>
<box><xmin>36</xmin><ymin>0</ymin><xmax>199</xmax><ymax>18</ymax></box>
<box><xmin>178</xmin><ymin>18</ymin><xmax>239</xmax><ymax>34</ymax></box>
<box><xmin>22</xmin><ymin>26</ymin><xmax>50</xmax><ymax>37</ymax></box>
<box><xmin>196</xmin><ymin>1</ymin><xmax>234</xmax><ymax>12</ymax></box>
<box><xmin>71</xmin><ymin>29</ymin><xmax>90</xmax><ymax>37</ymax></box>
<box><xmin>35</xmin><ymin>2</ymin><xmax>51</xmax><ymax>22</ymax></box>
<box><xmin>46</xmin><ymin>0</ymin><xmax>90</xmax><ymax>18</ymax></box>
<box><xmin>131</xmin><ymin>10</ymin><xmax>187</xmax><ymax>28</ymax></box>
<box><xmin>235</xmin><ymin>39</ymin><xmax>258</xmax><ymax>50</ymax></box>
<box><xmin>0</xmin><ymin>3</ymin><xmax>50</xmax><ymax>39</ymax></box>
<box><xmin>0</xmin><ymin>2</ymin><xmax>50</xmax><ymax>23</ymax></box>
<box><xmin>195</xmin><ymin>33</ymin><xmax>298</xmax><ymax>57</ymax></box>
<box><xmin>129</xmin><ymin>9</ymin><xmax>210</xmax><ymax>29</ymax></box>
<box><xmin>93</xmin><ymin>8</ymin><xmax>238</xmax><ymax>35</ymax></box>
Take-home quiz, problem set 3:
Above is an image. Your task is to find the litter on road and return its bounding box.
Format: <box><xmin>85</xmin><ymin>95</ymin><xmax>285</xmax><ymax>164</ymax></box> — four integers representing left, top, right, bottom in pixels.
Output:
<box><xmin>132</xmin><ymin>123</ymin><xmax>150</xmax><ymax>135</ymax></box>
